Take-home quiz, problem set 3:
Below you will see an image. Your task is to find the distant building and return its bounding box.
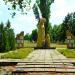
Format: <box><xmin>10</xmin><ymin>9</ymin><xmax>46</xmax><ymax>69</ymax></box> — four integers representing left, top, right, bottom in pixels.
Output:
<box><xmin>16</xmin><ymin>31</ymin><xmax>24</xmax><ymax>48</ymax></box>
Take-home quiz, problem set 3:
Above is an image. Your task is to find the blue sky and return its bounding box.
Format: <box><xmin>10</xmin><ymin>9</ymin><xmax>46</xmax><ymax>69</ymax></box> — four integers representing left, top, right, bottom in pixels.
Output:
<box><xmin>0</xmin><ymin>0</ymin><xmax>75</xmax><ymax>34</ymax></box>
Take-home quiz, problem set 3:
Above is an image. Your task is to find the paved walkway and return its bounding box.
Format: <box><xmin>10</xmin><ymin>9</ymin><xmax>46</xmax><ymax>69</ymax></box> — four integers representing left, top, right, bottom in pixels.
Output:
<box><xmin>25</xmin><ymin>49</ymin><xmax>67</xmax><ymax>62</ymax></box>
<box><xmin>0</xmin><ymin>49</ymin><xmax>75</xmax><ymax>75</ymax></box>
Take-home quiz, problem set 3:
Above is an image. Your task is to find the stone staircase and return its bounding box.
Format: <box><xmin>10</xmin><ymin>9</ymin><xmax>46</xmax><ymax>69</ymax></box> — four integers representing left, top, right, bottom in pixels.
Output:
<box><xmin>11</xmin><ymin>61</ymin><xmax>75</xmax><ymax>75</ymax></box>
<box><xmin>0</xmin><ymin>59</ymin><xmax>75</xmax><ymax>75</ymax></box>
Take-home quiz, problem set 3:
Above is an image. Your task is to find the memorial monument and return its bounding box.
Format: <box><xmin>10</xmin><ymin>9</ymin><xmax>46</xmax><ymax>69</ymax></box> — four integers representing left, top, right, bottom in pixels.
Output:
<box><xmin>37</xmin><ymin>18</ymin><xmax>46</xmax><ymax>48</ymax></box>
<box><xmin>66</xmin><ymin>30</ymin><xmax>75</xmax><ymax>48</ymax></box>
<box><xmin>16</xmin><ymin>31</ymin><xmax>24</xmax><ymax>48</ymax></box>
<box><xmin>37</xmin><ymin>18</ymin><xmax>50</xmax><ymax>48</ymax></box>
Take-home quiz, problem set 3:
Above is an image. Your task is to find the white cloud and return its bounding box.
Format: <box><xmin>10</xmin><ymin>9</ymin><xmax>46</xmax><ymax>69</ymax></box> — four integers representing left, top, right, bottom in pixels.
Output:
<box><xmin>50</xmin><ymin>0</ymin><xmax>75</xmax><ymax>25</ymax></box>
<box><xmin>54</xmin><ymin>0</ymin><xmax>66</xmax><ymax>6</ymax></box>
<box><xmin>11</xmin><ymin>10</ymin><xmax>37</xmax><ymax>34</ymax></box>
<box><xmin>0</xmin><ymin>11</ymin><xmax>2</xmax><ymax>15</ymax></box>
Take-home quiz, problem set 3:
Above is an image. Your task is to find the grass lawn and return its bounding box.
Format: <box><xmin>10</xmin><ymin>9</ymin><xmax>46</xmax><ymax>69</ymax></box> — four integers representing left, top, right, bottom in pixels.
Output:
<box><xmin>57</xmin><ymin>48</ymin><xmax>75</xmax><ymax>58</ymax></box>
<box><xmin>1</xmin><ymin>48</ymin><xmax>34</xmax><ymax>59</ymax></box>
<box><xmin>24</xmin><ymin>41</ymin><xmax>36</xmax><ymax>48</ymax></box>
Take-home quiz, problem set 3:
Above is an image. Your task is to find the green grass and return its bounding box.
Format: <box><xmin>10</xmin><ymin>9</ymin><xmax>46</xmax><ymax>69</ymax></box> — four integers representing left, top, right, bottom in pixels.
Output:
<box><xmin>57</xmin><ymin>49</ymin><xmax>75</xmax><ymax>58</ymax></box>
<box><xmin>24</xmin><ymin>41</ymin><xmax>36</xmax><ymax>47</ymax></box>
<box><xmin>1</xmin><ymin>48</ymin><xmax>34</xmax><ymax>59</ymax></box>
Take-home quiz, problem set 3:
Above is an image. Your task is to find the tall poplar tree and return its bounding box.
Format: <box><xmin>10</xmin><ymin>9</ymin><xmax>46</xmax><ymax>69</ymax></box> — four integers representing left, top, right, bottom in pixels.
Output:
<box><xmin>33</xmin><ymin>0</ymin><xmax>54</xmax><ymax>48</ymax></box>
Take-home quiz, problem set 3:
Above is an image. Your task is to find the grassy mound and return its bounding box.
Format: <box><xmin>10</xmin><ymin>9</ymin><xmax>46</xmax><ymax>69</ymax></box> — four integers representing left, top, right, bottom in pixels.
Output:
<box><xmin>57</xmin><ymin>49</ymin><xmax>75</xmax><ymax>58</ymax></box>
<box><xmin>1</xmin><ymin>48</ymin><xmax>33</xmax><ymax>59</ymax></box>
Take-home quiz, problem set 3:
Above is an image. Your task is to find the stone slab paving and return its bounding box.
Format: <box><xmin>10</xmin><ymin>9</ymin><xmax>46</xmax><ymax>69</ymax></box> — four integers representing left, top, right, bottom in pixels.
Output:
<box><xmin>24</xmin><ymin>49</ymin><xmax>67</xmax><ymax>62</ymax></box>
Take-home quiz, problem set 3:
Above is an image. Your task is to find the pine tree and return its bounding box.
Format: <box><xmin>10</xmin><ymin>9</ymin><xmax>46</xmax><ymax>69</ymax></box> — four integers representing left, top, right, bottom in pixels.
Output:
<box><xmin>3</xmin><ymin>27</ymin><xmax>10</xmax><ymax>51</ymax></box>
<box><xmin>0</xmin><ymin>22</ymin><xmax>4</xmax><ymax>52</ymax></box>
<box><xmin>0</xmin><ymin>21</ymin><xmax>16</xmax><ymax>52</ymax></box>
<box><xmin>8</xmin><ymin>29</ymin><xmax>16</xmax><ymax>50</ymax></box>
<box><xmin>6</xmin><ymin>20</ymin><xmax>16</xmax><ymax>50</ymax></box>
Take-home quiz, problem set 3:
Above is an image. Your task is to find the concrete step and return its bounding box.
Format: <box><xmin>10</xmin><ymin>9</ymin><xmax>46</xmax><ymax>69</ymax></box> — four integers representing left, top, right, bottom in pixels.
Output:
<box><xmin>13</xmin><ymin>67</ymin><xmax>75</xmax><ymax>73</ymax></box>
<box><xmin>14</xmin><ymin>63</ymin><xmax>75</xmax><ymax>73</ymax></box>
<box><xmin>0</xmin><ymin>59</ymin><xmax>75</xmax><ymax>63</ymax></box>
<box><xmin>17</xmin><ymin>62</ymin><xmax>73</xmax><ymax>65</ymax></box>
<box><xmin>12</xmin><ymin>72</ymin><xmax>75</xmax><ymax>75</ymax></box>
<box><xmin>16</xmin><ymin>64</ymin><xmax>75</xmax><ymax>68</ymax></box>
<box><xmin>16</xmin><ymin>64</ymin><xmax>74</xmax><ymax>68</ymax></box>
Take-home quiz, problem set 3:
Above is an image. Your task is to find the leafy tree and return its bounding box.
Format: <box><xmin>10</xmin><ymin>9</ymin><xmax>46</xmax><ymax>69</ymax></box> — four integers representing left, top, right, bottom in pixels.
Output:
<box><xmin>6</xmin><ymin>20</ymin><xmax>11</xmax><ymax>28</ymax></box>
<box><xmin>58</xmin><ymin>24</ymin><xmax>66</xmax><ymax>42</ymax></box>
<box><xmin>29</xmin><ymin>34</ymin><xmax>32</xmax><ymax>42</ymax></box>
<box><xmin>4</xmin><ymin>0</ymin><xmax>31</xmax><ymax>9</ymax></box>
<box><xmin>3</xmin><ymin>0</ymin><xmax>31</xmax><ymax>17</ymax></box>
<box><xmin>24</xmin><ymin>29</ymin><xmax>37</xmax><ymax>42</ymax></box>
<box><xmin>31</xmin><ymin>29</ymin><xmax>37</xmax><ymax>42</ymax></box>
<box><xmin>24</xmin><ymin>33</ymin><xmax>30</xmax><ymax>40</ymax></box>
<box><xmin>51</xmin><ymin>12</ymin><xmax>75</xmax><ymax>43</ymax></box>
<box><xmin>52</xmin><ymin>25</ymin><xmax>58</xmax><ymax>42</ymax></box>
<box><xmin>0</xmin><ymin>22</ymin><xmax>4</xmax><ymax>32</ymax></box>
<box><xmin>33</xmin><ymin>0</ymin><xmax>54</xmax><ymax>48</ymax></box>
<box><xmin>52</xmin><ymin>24</ymin><xmax>65</xmax><ymax>43</ymax></box>
<box><xmin>34</xmin><ymin>0</ymin><xmax>54</xmax><ymax>33</ymax></box>
<box><xmin>48</xmin><ymin>23</ymin><xmax>53</xmax><ymax>41</ymax></box>
<box><xmin>60</xmin><ymin>12</ymin><xmax>75</xmax><ymax>42</ymax></box>
<box><xmin>33</xmin><ymin>4</ymin><xmax>40</xmax><ymax>20</ymax></box>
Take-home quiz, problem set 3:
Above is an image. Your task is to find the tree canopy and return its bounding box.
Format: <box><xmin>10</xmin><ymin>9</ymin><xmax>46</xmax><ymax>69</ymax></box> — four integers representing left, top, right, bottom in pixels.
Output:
<box><xmin>62</xmin><ymin>12</ymin><xmax>75</xmax><ymax>35</ymax></box>
<box><xmin>4</xmin><ymin>0</ymin><xmax>31</xmax><ymax>10</ymax></box>
<box><xmin>33</xmin><ymin>0</ymin><xmax>54</xmax><ymax>33</ymax></box>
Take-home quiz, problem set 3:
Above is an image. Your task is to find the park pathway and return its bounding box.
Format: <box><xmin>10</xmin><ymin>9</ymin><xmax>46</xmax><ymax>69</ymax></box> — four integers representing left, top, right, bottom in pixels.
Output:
<box><xmin>24</xmin><ymin>49</ymin><xmax>67</xmax><ymax>62</ymax></box>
